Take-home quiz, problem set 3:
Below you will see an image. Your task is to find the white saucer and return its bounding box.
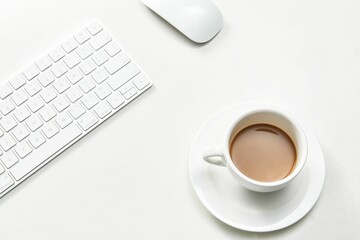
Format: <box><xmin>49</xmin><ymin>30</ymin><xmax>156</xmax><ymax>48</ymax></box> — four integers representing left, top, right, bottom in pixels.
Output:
<box><xmin>189</xmin><ymin>103</ymin><xmax>325</xmax><ymax>232</ymax></box>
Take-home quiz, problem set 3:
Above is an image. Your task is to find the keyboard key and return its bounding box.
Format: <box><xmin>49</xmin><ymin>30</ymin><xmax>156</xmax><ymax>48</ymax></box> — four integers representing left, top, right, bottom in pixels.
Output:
<box><xmin>92</xmin><ymin>68</ymin><xmax>108</xmax><ymax>84</ymax></box>
<box><xmin>61</xmin><ymin>38</ymin><xmax>78</xmax><ymax>53</ymax></box>
<box><xmin>42</xmin><ymin>122</ymin><xmax>59</xmax><ymax>139</ymax></box>
<box><xmin>0</xmin><ymin>84</ymin><xmax>13</xmax><ymax>99</ymax></box>
<box><xmin>27</xmin><ymin>96</ymin><xmax>44</xmax><ymax>112</ymax></box>
<box><xmin>86</xmin><ymin>21</ymin><xmax>103</xmax><ymax>35</ymax></box>
<box><xmin>22</xmin><ymin>65</ymin><xmax>39</xmax><ymax>80</ymax></box>
<box><xmin>107</xmin><ymin>62</ymin><xmax>140</xmax><ymax>90</ymax></box>
<box><xmin>14</xmin><ymin>142</ymin><xmax>32</xmax><ymax>159</ymax></box>
<box><xmin>11</xmin><ymin>90</ymin><xmax>29</xmax><ymax>106</ymax></box>
<box><xmin>78</xmin><ymin>77</ymin><xmax>96</xmax><ymax>93</ymax></box>
<box><xmin>123</xmin><ymin>88</ymin><xmax>137</xmax><ymax>100</ymax></box>
<box><xmin>40</xmin><ymin>87</ymin><xmax>57</xmax><ymax>103</ymax></box>
<box><xmin>38</xmin><ymin>71</ymin><xmax>55</xmax><ymax>87</ymax></box>
<box><xmin>66</xmin><ymin>68</ymin><xmax>84</xmax><ymax>84</ymax></box>
<box><xmin>10</xmin><ymin>124</ymin><xmax>82</xmax><ymax>181</ymax></box>
<box><xmin>0</xmin><ymin>134</ymin><xmax>16</xmax><ymax>151</ymax></box>
<box><xmin>52</xmin><ymin>95</ymin><xmax>70</xmax><ymax>112</ymax></box>
<box><xmin>0</xmin><ymin>99</ymin><xmax>15</xmax><ymax>115</ymax></box>
<box><xmin>0</xmin><ymin>173</ymin><xmax>14</xmax><ymax>194</ymax></box>
<box><xmin>1</xmin><ymin>152</ymin><xmax>18</xmax><ymax>168</ymax></box>
<box><xmin>1</xmin><ymin>116</ymin><xmax>17</xmax><ymax>132</ymax></box>
<box><xmin>94</xmin><ymin>84</ymin><xmax>111</xmax><ymax>100</ymax></box>
<box><xmin>106</xmin><ymin>92</ymin><xmax>125</xmax><ymax>109</ymax></box>
<box><xmin>63</xmin><ymin>52</ymin><xmax>81</xmax><ymax>69</ymax></box>
<box><xmin>74</xmin><ymin>29</ymin><xmax>91</xmax><ymax>44</ymax></box>
<box><xmin>13</xmin><ymin>105</ymin><xmax>31</xmax><ymax>122</ymax></box>
<box><xmin>26</xmin><ymin>115</ymin><xmax>44</xmax><ymax>131</ymax></box>
<box><xmin>53</xmin><ymin>77</ymin><xmax>71</xmax><ymax>93</ymax></box>
<box><xmin>68</xmin><ymin>102</ymin><xmax>86</xmax><ymax>119</ymax></box>
<box><xmin>94</xmin><ymin>102</ymin><xmax>111</xmax><ymax>119</ymax></box>
<box><xmin>0</xmin><ymin>164</ymin><xmax>4</xmax><ymax>174</ymax></box>
<box><xmin>81</xmin><ymin>92</ymin><xmax>99</xmax><ymax>109</ymax></box>
<box><xmin>104</xmin><ymin>41</ymin><xmax>121</xmax><ymax>57</ymax></box>
<box><xmin>104</xmin><ymin>52</ymin><xmax>130</xmax><ymax>75</ymax></box>
<box><xmin>77</xmin><ymin>44</ymin><xmax>93</xmax><ymax>60</ymax></box>
<box><xmin>9</xmin><ymin>75</ymin><xmax>26</xmax><ymax>90</ymax></box>
<box><xmin>39</xmin><ymin>105</ymin><xmax>57</xmax><ymax>122</ymax></box>
<box><xmin>78</xmin><ymin>112</ymin><xmax>98</xmax><ymax>131</ymax></box>
<box><xmin>24</xmin><ymin>80</ymin><xmax>42</xmax><ymax>96</ymax></box>
<box><xmin>89</xmin><ymin>31</ymin><xmax>112</xmax><ymax>50</ymax></box>
<box><xmin>13</xmin><ymin>124</ymin><xmax>30</xmax><ymax>141</ymax></box>
<box><xmin>119</xmin><ymin>81</ymin><xmax>135</xmax><ymax>94</ymax></box>
<box><xmin>28</xmin><ymin>131</ymin><xmax>46</xmax><ymax>149</ymax></box>
<box><xmin>92</xmin><ymin>50</ymin><xmax>109</xmax><ymax>66</ymax></box>
<box><xmin>66</xmin><ymin>86</ymin><xmax>83</xmax><ymax>103</ymax></box>
<box><xmin>51</xmin><ymin>62</ymin><xmax>68</xmax><ymax>78</ymax></box>
<box><xmin>49</xmin><ymin>47</ymin><xmax>65</xmax><ymax>62</ymax></box>
<box><xmin>36</xmin><ymin>56</ymin><xmax>53</xmax><ymax>71</ymax></box>
<box><xmin>55</xmin><ymin>112</ymin><xmax>73</xmax><ymax>129</ymax></box>
<box><xmin>132</xmin><ymin>74</ymin><xmax>150</xmax><ymax>90</ymax></box>
<box><xmin>79</xmin><ymin>59</ymin><xmax>96</xmax><ymax>75</ymax></box>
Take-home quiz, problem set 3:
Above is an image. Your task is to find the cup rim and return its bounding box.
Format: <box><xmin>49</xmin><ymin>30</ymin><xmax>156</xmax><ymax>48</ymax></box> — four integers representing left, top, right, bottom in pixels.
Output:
<box><xmin>224</xmin><ymin>108</ymin><xmax>308</xmax><ymax>188</ymax></box>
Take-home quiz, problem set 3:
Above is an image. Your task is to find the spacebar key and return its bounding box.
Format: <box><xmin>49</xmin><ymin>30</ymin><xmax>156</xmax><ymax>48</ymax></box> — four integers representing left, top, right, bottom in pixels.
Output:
<box><xmin>10</xmin><ymin>124</ymin><xmax>82</xmax><ymax>181</ymax></box>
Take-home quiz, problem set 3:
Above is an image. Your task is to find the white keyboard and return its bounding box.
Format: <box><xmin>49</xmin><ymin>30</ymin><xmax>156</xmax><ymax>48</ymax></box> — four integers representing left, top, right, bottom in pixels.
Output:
<box><xmin>0</xmin><ymin>21</ymin><xmax>152</xmax><ymax>198</ymax></box>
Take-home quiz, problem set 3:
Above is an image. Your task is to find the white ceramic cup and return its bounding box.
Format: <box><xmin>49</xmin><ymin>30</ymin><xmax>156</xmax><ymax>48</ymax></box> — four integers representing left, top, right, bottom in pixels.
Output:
<box><xmin>203</xmin><ymin>108</ymin><xmax>308</xmax><ymax>192</ymax></box>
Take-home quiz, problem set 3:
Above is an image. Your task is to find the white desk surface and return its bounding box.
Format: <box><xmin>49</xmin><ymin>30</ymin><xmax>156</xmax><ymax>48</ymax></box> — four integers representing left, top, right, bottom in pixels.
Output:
<box><xmin>0</xmin><ymin>0</ymin><xmax>359</xmax><ymax>239</ymax></box>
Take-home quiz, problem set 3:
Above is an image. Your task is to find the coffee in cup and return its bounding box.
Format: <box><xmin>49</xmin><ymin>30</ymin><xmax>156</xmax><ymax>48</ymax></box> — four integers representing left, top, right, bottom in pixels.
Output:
<box><xmin>203</xmin><ymin>107</ymin><xmax>307</xmax><ymax>192</ymax></box>
<box><xmin>230</xmin><ymin>123</ymin><xmax>296</xmax><ymax>182</ymax></box>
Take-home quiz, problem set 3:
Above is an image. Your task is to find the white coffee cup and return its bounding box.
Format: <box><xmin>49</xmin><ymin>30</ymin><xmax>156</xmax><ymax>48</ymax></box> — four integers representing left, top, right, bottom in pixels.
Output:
<box><xmin>203</xmin><ymin>108</ymin><xmax>308</xmax><ymax>192</ymax></box>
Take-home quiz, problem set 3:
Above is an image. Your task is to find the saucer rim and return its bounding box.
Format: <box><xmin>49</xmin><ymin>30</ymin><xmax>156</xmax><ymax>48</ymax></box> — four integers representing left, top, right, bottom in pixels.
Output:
<box><xmin>188</xmin><ymin>102</ymin><xmax>326</xmax><ymax>232</ymax></box>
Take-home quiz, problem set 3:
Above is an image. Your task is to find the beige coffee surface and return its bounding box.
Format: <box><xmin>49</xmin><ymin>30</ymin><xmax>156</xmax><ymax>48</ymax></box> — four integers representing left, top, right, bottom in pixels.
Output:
<box><xmin>230</xmin><ymin>124</ymin><xmax>296</xmax><ymax>182</ymax></box>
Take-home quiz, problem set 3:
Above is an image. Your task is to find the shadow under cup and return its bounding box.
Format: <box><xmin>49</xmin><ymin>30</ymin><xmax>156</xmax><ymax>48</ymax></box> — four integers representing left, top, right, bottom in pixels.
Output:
<box><xmin>227</xmin><ymin>110</ymin><xmax>308</xmax><ymax>192</ymax></box>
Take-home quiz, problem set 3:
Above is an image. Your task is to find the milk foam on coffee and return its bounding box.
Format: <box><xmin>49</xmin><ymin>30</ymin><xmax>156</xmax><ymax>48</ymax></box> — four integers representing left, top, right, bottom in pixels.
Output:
<box><xmin>230</xmin><ymin>124</ymin><xmax>296</xmax><ymax>182</ymax></box>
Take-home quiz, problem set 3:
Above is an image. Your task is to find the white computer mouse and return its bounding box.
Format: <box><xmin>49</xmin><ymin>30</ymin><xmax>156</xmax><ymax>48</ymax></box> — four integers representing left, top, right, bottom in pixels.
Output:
<box><xmin>141</xmin><ymin>0</ymin><xmax>223</xmax><ymax>43</ymax></box>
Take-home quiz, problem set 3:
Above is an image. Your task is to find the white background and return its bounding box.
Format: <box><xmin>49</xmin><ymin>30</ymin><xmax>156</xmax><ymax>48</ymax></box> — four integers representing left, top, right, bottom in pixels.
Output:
<box><xmin>0</xmin><ymin>0</ymin><xmax>359</xmax><ymax>239</ymax></box>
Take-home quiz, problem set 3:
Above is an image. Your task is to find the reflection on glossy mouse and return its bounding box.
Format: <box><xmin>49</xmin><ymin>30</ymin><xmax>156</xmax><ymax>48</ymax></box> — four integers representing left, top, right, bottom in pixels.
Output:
<box><xmin>142</xmin><ymin>0</ymin><xmax>223</xmax><ymax>43</ymax></box>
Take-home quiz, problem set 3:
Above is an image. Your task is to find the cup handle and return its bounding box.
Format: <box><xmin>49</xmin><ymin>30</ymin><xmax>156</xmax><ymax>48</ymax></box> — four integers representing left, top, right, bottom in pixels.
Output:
<box><xmin>203</xmin><ymin>146</ymin><xmax>227</xmax><ymax>167</ymax></box>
